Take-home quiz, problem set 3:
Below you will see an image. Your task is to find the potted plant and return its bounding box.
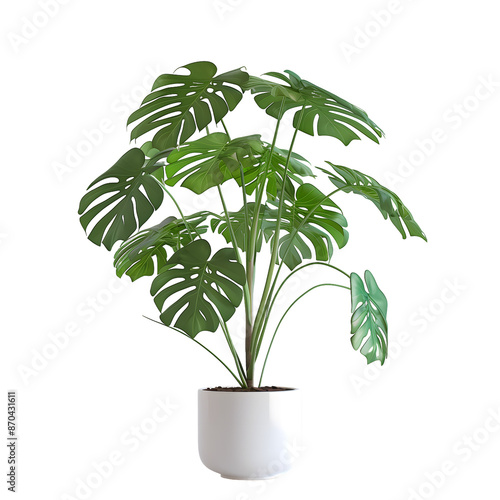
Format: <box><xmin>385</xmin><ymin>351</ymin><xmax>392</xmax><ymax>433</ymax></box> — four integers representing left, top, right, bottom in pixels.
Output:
<box><xmin>78</xmin><ymin>61</ymin><xmax>426</xmax><ymax>479</ymax></box>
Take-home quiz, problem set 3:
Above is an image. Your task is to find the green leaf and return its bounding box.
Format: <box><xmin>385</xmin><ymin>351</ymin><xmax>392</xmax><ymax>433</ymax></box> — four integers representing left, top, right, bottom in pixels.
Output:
<box><xmin>127</xmin><ymin>61</ymin><xmax>248</xmax><ymax>149</ymax></box>
<box><xmin>165</xmin><ymin>132</ymin><xmax>263</xmax><ymax>194</ymax></box>
<box><xmin>114</xmin><ymin>213</ymin><xmax>209</xmax><ymax>281</ymax></box>
<box><xmin>350</xmin><ymin>270</ymin><xmax>388</xmax><ymax>365</ymax></box>
<box><xmin>263</xmin><ymin>183</ymin><xmax>349</xmax><ymax>270</ymax></box>
<box><xmin>163</xmin><ymin>131</ymin><xmax>314</xmax><ymax>197</ymax></box>
<box><xmin>151</xmin><ymin>240</ymin><xmax>246</xmax><ymax>337</ymax></box>
<box><xmin>240</xmin><ymin>145</ymin><xmax>314</xmax><ymax>200</ymax></box>
<box><xmin>140</xmin><ymin>141</ymin><xmax>161</xmax><ymax>159</ymax></box>
<box><xmin>320</xmin><ymin>162</ymin><xmax>427</xmax><ymax>241</ymax></box>
<box><xmin>78</xmin><ymin>148</ymin><xmax>164</xmax><ymax>250</ymax></box>
<box><xmin>211</xmin><ymin>203</ymin><xmax>265</xmax><ymax>253</ymax></box>
<box><xmin>244</xmin><ymin>71</ymin><xmax>383</xmax><ymax>145</ymax></box>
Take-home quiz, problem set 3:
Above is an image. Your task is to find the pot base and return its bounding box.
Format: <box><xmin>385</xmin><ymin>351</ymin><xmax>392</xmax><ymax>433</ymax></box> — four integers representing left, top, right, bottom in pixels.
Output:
<box><xmin>220</xmin><ymin>472</ymin><xmax>284</xmax><ymax>480</ymax></box>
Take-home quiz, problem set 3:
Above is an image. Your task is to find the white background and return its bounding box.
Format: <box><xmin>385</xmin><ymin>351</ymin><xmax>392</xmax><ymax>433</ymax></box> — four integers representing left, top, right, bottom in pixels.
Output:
<box><xmin>2</xmin><ymin>1</ymin><xmax>500</xmax><ymax>499</ymax></box>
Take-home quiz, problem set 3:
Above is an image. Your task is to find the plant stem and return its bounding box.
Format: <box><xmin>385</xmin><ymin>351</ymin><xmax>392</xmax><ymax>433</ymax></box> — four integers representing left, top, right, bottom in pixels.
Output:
<box><xmin>238</xmin><ymin>164</ymin><xmax>250</xmax><ymax>252</ymax></box>
<box><xmin>254</xmin><ymin>262</ymin><xmax>351</xmax><ymax>356</ymax></box>
<box><xmin>220</xmin><ymin>119</ymin><xmax>250</xmax><ymax>254</ymax></box>
<box><xmin>217</xmin><ymin>181</ymin><xmax>253</xmax><ymax>385</ymax></box>
<box><xmin>221</xmin><ymin>119</ymin><xmax>230</xmax><ymax>137</ymax></box>
<box><xmin>217</xmin><ymin>185</ymin><xmax>242</xmax><ymax>262</ymax></box>
<box><xmin>143</xmin><ymin>316</ymin><xmax>246</xmax><ymax>387</ymax></box>
<box><xmin>258</xmin><ymin>283</ymin><xmax>350</xmax><ymax>386</ymax></box>
<box><xmin>245</xmin><ymin>98</ymin><xmax>287</xmax><ymax>387</ymax></box>
<box><xmin>215</xmin><ymin>186</ymin><xmax>250</xmax><ymax>386</ymax></box>
<box><xmin>253</xmin><ymin>185</ymin><xmax>348</xmax><ymax>358</ymax></box>
<box><xmin>267</xmin><ymin>262</ymin><xmax>350</xmax><ymax>323</ymax></box>
<box><xmin>220</xmin><ymin>118</ymin><xmax>254</xmax><ymax>387</ymax></box>
<box><xmin>208</xmin><ymin>121</ymin><xmax>253</xmax><ymax>386</ymax></box>
<box><xmin>252</xmin><ymin>105</ymin><xmax>306</xmax><ymax>358</ymax></box>
<box><xmin>245</xmin><ymin>259</ymin><xmax>254</xmax><ymax>387</ymax></box>
<box><xmin>219</xmin><ymin>316</ymin><xmax>248</xmax><ymax>388</ymax></box>
<box><xmin>155</xmin><ymin>181</ymin><xmax>200</xmax><ymax>242</ymax></box>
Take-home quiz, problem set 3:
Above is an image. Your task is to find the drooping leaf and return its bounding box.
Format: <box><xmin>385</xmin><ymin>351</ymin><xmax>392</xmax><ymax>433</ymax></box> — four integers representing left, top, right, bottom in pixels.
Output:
<box><xmin>320</xmin><ymin>162</ymin><xmax>427</xmax><ymax>241</ymax></box>
<box><xmin>78</xmin><ymin>148</ymin><xmax>164</xmax><ymax>250</ymax></box>
<box><xmin>164</xmin><ymin>133</ymin><xmax>263</xmax><ymax>194</ymax></box>
<box><xmin>244</xmin><ymin>71</ymin><xmax>383</xmax><ymax>145</ymax></box>
<box><xmin>127</xmin><ymin>61</ymin><xmax>248</xmax><ymax>149</ymax></box>
<box><xmin>114</xmin><ymin>213</ymin><xmax>209</xmax><ymax>281</ymax></box>
<box><xmin>350</xmin><ymin>270</ymin><xmax>388</xmax><ymax>365</ymax></box>
<box><xmin>263</xmin><ymin>183</ymin><xmax>349</xmax><ymax>270</ymax></box>
<box><xmin>151</xmin><ymin>240</ymin><xmax>246</xmax><ymax>337</ymax></box>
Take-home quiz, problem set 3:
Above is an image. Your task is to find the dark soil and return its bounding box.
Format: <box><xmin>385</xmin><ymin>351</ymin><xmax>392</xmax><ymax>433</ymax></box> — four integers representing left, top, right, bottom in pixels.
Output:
<box><xmin>204</xmin><ymin>386</ymin><xmax>294</xmax><ymax>392</ymax></box>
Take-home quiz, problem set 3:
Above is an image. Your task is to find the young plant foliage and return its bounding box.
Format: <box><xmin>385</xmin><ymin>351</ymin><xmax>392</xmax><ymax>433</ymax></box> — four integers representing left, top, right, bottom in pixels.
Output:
<box><xmin>350</xmin><ymin>271</ymin><xmax>389</xmax><ymax>365</ymax></box>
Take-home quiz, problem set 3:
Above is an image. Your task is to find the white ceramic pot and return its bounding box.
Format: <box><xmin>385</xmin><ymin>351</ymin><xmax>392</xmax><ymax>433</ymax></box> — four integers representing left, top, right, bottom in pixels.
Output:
<box><xmin>198</xmin><ymin>388</ymin><xmax>301</xmax><ymax>480</ymax></box>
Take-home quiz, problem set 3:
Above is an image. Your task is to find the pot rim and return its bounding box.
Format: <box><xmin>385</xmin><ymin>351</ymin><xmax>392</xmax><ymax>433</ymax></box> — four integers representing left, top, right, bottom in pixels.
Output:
<box><xmin>198</xmin><ymin>387</ymin><xmax>299</xmax><ymax>393</ymax></box>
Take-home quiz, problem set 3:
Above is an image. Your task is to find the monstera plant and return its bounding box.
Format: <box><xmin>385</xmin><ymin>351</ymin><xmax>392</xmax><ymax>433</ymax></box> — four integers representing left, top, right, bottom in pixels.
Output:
<box><xmin>78</xmin><ymin>61</ymin><xmax>426</xmax><ymax>390</ymax></box>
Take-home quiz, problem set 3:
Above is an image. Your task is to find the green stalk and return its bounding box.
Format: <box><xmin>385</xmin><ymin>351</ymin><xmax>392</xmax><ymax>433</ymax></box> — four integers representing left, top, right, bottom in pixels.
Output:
<box><xmin>239</xmin><ymin>164</ymin><xmax>250</xmax><ymax>251</ymax></box>
<box><xmin>221</xmin><ymin>119</ymin><xmax>230</xmax><ymax>138</ymax></box>
<box><xmin>222</xmin><ymin>118</ymin><xmax>253</xmax><ymax>385</ymax></box>
<box><xmin>245</xmin><ymin>98</ymin><xmax>287</xmax><ymax>387</ymax></box>
<box><xmin>254</xmin><ymin>262</ymin><xmax>351</xmax><ymax>357</ymax></box>
<box><xmin>143</xmin><ymin>316</ymin><xmax>246</xmax><ymax>387</ymax></box>
<box><xmin>155</xmin><ymin>181</ymin><xmax>199</xmax><ymax>242</ymax></box>
<box><xmin>219</xmin><ymin>119</ymin><xmax>250</xmax><ymax>258</ymax></box>
<box><xmin>258</xmin><ymin>283</ymin><xmax>350</xmax><ymax>386</ymax></box>
<box><xmin>216</xmin><ymin>121</ymin><xmax>254</xmax><ymax>385</ymax></box>
<box><xmin>252</xmin><ymin>185</ymin><xmax>347</xmax><ymax>358</ymax></box>
<box><xmin>252</xmin><ymin>105</ymin><xmax>306</xmax><ymax>358</ymax></box>
<box><xmin>216</xmin><ymin>184</ymin><xmax>252</xmax><ymax>318</ymax></box>
<box><xmin>246</xmin><ymin>99</ymin><xmax>286</xmax><ymax>275</ymax></box>
<box><xmin>219</xmin><ymin>316</ymin><xmax>248</xmax><ymax>388</ymax></box>
<box><xmin>207</xmin><ymin>122</ymin><xmax>252</xmax><ymax>386</ymax></box>
<box><xmin>217</xmin><ymin>186</ymin><xmax>242</xmax><ymax>261</ymax></box>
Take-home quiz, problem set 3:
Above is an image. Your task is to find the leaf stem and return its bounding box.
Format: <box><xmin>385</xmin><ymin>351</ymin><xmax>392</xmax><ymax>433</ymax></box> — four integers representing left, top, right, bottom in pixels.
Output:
<box><xmin>269</xmin><ymin>261</ymin><xmax>350</xmax><ymax>313</ymax></box>
<box><xmin>216</xmin><ymin>183</ymin><xmax>252</xmax><ymax>323</ymax></box>
<box><xmin>252</xmin><ymin>105</ymin><xmax>306</xmax><ymax>358</ymax></box>
<box><xmin>253</xmin><ymin>186</ymin><xmax>347</xmax><ymax>354</ymax></box>
<box><xmin>245</xmin><ymin>98</ymin><xmax>287</xmax><ymax>386</ymax></box>
<box><xmin>254</xmin><ymin>262</ymin><xmax>351</xmax><ymax>360</ymax></box>
<box><xmin>221</xmin><ymin>119</ymin><xmax>230</xmax><ymax>138</ymax></box>
<box><xmin>155</xmin><ymin>181</ymin><xmax>202</xmax><ymax>242</ymax></box>
<box><xmin>221</xmin><ymin>118</ymin><xmax>254</xmax><ymax>386</ymax></box>
<box><xmin>143</xmin><ymin>316</ymin><xmax>245</xmax><ymax>387</ymax></box>
<box><xmin>218</xmin><ymin>313</ymin><xmax>248</xmax><ymax>387</ymax></box>
<box><xmin>258</xmin><ymin>283</ymin><xmax>350</xmax><ymax>386</ymax></box>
